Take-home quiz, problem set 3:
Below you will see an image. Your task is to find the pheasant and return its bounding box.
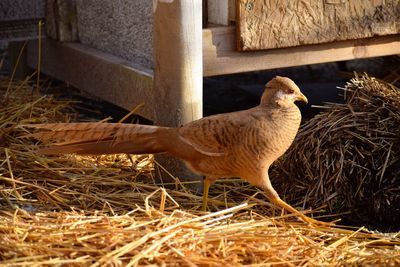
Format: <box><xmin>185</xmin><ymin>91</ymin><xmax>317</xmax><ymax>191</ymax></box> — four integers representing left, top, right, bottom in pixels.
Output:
<box><xmin>26</xmin><ymin>76</ymin><xmax>326</xmax><ymax>225</ymax></box>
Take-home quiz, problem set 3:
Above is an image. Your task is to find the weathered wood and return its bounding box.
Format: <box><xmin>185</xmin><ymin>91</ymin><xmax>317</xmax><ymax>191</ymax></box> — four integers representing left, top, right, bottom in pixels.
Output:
<box><xmin>237</xmin><ymin>0</ymin><xmax>400</xmax><ymax>51</ymax></box>
<box><xmin>153</xmin><ymin>0</ymin><xmax>203</xmax><ymax>182</ymax></box>
<box><xmin>203</xmin><ymin>26</ymin><xmax>400</xmax><ymax>76</ymax></box>
<box><xmin>26</xmin><ymin>39</ymin><xmax>154</xmax><ymax>119</ymax></box>
<box><xmin>207</xmin><ymin>0</ymin><xmax>227</xmax><ymax>25</ymax></box>
<box><xmin>207</xmin><ymin>0</ymin><xmax>235</xmax><ymax>26</ymax></box>
<box><xmin>203</xmin><ymin>0</ymin><xmax>208</xmax><ymax>28</ymax></box>
<box><xmin>46</xmin><ymin>0</ymin><xmax>78</xmax><ymax>42</ymax></box>
<box><xmin>153</xmin><ymin>0</ymin><xmax>203</xmax><ymax>127</ymax></box>
<box><xmin>228</xmin><ymin>0</ymin><xmax>236</xmax><ymax>23</ymax></box>
<box><xmin>208</xmin><ymin>0</ymin><xmax>229</xmax><ymax>26</ymax></box>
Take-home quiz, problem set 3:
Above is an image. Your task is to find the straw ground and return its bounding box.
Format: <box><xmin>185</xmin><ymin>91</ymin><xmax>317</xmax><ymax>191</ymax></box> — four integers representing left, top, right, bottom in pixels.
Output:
<box><xmin>0</xmin><ymin>75</ymin><xmax>399</xmax><ymax>266</ymax></box>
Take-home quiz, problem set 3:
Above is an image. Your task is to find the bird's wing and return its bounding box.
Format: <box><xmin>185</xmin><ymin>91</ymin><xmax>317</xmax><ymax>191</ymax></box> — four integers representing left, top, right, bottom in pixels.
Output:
<box><xmin>177</xmin><ymin>112</ymin><xmax>249</xmax><ymax>157</ymax></box>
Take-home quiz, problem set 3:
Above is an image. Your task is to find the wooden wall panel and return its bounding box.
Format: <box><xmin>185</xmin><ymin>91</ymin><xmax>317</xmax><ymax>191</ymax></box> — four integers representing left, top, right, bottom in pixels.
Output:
<box><xmin>207</xmin><ymin>0</ymin><xmax>236</xmax><ymax>26</ymax></box>
<box><xmin>237</xmin><ymin>0</ymin><xmax>400</xmax><ymax>51</ymax></box>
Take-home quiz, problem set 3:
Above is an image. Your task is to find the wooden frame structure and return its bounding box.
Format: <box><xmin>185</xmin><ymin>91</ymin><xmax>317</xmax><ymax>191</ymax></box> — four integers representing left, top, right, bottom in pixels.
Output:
<box><xmin>26</xmin><ymin>0</ymin><xmax>400</xmax><ymax>126</ymax></box>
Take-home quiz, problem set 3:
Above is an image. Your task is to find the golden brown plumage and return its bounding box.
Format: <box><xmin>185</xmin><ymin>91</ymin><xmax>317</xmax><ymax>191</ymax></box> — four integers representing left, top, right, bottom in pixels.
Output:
<box><xmin>26</xmin><ymin>76</ymin><xmax>329</xmax><ymax>225</ymax></box>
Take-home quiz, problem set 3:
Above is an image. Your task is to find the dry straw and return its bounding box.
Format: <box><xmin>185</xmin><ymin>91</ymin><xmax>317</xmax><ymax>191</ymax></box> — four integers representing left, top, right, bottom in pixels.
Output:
<box><xmin>274</xmin><ymin>73</ymin><xmax>400</xmax><ymax>232</ymax></box>
<box><xmin>1</xmin><ymin>75</ymin><xmax>399</xmax><ymax>266</ymax></box>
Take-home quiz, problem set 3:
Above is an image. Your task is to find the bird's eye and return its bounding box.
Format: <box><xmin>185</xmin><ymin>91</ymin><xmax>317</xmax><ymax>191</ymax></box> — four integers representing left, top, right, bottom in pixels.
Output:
<box><xmin>288</xmin><ymin>89</ymin><xmax>294</xmax><ymax>94</ymax></box>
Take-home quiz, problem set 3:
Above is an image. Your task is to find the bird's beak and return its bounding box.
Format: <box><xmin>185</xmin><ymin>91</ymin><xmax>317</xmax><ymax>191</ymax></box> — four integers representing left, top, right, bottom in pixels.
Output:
<box><xmin>296</xmin><ymin>93</ymin><xmax>308</xmax><ymax>104</ymax></box>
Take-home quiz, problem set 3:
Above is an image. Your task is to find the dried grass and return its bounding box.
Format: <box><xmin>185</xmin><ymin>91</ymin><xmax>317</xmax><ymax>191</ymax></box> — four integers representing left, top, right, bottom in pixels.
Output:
<box><xmin>275</xmin><ymin>73</ymin><xmax>400</xmax><ymax>232</ymax></box>
<box><xmin>1</xmin><ymin>75</ymin><xmax>399</xmax><ymax>266</ymax></box>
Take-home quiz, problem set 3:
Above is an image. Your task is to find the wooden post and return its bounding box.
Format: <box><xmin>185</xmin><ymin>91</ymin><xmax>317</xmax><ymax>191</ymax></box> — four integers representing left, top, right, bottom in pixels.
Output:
<box><xmin>153</xmin><ymin>0</ymin><xmax>203</xmax><ymax>183</ymax></box>
<box><xmin>46</xmin><ymin>0</ymin><xmax>78</xmax><ymax>42</ymax></box>
<box><xmin>153</xmin><ymin>0</ymin><xmax>203</xmax><ymax>126</ymax></box>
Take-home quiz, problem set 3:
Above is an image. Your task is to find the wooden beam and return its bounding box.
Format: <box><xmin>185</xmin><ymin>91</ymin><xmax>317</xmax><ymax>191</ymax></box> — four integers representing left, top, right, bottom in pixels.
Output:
<box><xmin>26</xmin><ymin>39</ymin><xmax>154</xmax><ymax>119</ymax></box>
<box><xmin>207</xmin><ymin>0</ymin><xmax>229</xmax><ymax>26</ymax></box>
<box><xmin>203</xmin><ymin>27</ymin><xmax>400</xmax><ymax>77</ymax></box>
<box><xmin>153</xmin><ymin>0</ymin><xmax>203</xmax><ymax>181</ymax></box>
<box><xmin>207</xmin><ymin>0</ymin><xmax>235</xmax><ymax>26</ymax></box>
<box><xmin>236</xmin><ymin>0</ymin><xmax>400</xmax><ymax>51</ymax></box>
<box><xmin>46</xmin><ymin>0</ymin><xmax>79</xmax><ymax>42</ymax></box>
<box><xmin>153</xmin><ymin>0</ymin><xmax>203</xmax><ymax>127</ymax></box>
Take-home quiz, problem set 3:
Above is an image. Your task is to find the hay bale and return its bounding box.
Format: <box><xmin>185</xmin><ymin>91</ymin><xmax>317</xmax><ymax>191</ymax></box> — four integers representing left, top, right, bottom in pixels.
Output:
<box><xmin>275</xmin><ymin>74</ymin><xmax>400</xmax><ymax>231</ymax></box>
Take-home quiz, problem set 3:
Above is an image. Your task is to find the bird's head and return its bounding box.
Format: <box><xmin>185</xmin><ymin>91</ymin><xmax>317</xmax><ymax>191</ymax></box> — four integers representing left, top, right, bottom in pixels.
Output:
<box><xmin>260</xmin><ymin>76</ymin><xmax>308</xmax><ymax>107</ymax></box>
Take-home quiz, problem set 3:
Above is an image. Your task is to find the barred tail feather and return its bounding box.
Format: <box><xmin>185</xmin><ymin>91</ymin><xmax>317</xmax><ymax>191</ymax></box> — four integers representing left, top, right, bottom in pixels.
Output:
<box><xmin>25</xmin><ymin>123</ymin><xmax>171</xmax><ymax>155</ymax></box>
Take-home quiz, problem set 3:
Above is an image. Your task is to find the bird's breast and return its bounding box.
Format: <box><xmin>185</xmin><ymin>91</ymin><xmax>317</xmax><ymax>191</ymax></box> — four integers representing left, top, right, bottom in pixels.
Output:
<box><xmin>268</xmin><ymin>107</ymin><xmax>301</xmax><ymax>155</ymax></box>
<box><xmin>243</xmin><ymin>106</ymin><xmax>301</xmax><ymax>164</ymax></box>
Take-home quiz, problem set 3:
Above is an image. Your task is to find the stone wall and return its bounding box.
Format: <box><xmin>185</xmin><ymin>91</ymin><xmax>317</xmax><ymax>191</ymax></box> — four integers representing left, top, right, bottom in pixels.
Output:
<box><xmin>76</xmin><ymin>0</ymin><xmax>153</xmax><ymax>69</ymax></box>
<box><xmin>1</xmin><ymin>0</ymin><xmax>154</xmax><ymax>68</ymax></box>
<box><xmin>0</xmin><ymin>0</ymin><xmax>45</xmax><ymax>21</ymax></box>
<box><xmin>0</xmin><ymin>0</ymin><xmax>45</xmax><ymax>41</ymax></box>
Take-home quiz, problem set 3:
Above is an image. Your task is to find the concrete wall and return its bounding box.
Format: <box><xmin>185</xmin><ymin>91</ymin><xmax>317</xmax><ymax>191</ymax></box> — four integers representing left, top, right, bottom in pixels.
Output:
<box><xmin>0</xmin><ymin>0</ymin><xmax>45</xmax><ymax>21</ymax></box>
<box><xmin>0</xmin><ymin>0</ymin><xmax>45</xmax><ymax>41</ymax></box>
<box><xmin>76</xmin><ymin>0</ymin><xmax>153</xmax><ymax>69</ymax></box>
<box><xmin>1</xmin><ymin>0</ymin><xmax>153</xmax><ymax>68</ymax></box>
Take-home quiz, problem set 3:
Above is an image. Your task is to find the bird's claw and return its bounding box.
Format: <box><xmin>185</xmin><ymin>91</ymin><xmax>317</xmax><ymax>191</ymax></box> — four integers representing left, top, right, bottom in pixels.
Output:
<box><xmin>301</xmin><ymin>215</ymin><xmax>337</xmax><ymax>227</ymax></box>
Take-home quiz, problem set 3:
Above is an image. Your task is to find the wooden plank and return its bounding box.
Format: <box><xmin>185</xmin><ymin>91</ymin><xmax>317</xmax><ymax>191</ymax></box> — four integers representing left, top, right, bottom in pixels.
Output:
<box><xmin>46</xmin><ymin>0</ymin><xmax>78</xmax><ymax>42</ymax></box>
<box><xmin>26</xmin><ymin>39</ymin><xmax>154</xmax><ymax>119</ymax></box>
<box><xmin>228</xmin><ymin>0</ymin><xmax>235</xmax><ymax>23</ymax></box>
<box><xmin>153</xmin><ymin>0</ymin><xmax>203</xmax><ymax>127</ymax></box>
<box><xmin>203</xmin><ymin>26</ymin><xmax>400</xmax><ymax>77</ymax></box>
<box><xmin>207</xmin><ymin>0</ymin><xmax>236</xmax><ymax>26</ymax></box>
<box><xmin>237</xmin><ymin>0</ymin><xmax>400</xmax><ymax>51</ymax></box>
<box><xmin>153</xmin><ymin>0</ymin><xmax>203</xmax><ymax>181</ymax></box>
<box><xmin>208</xmin><ymin>0</ymin><xmax>229</xmax><ymax>26</ymax></box>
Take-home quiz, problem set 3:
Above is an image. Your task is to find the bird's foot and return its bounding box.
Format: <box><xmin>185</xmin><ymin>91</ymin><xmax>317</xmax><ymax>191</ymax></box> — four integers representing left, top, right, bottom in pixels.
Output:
<box><xmin>267</xmin><ymin>196</ymin><xmax>336</xmax><ymax>227</ymax></box>
<box><xmin>299</xmin><ymin>214</ymin><xmax>337</xmax><ymax>227</ymax></box>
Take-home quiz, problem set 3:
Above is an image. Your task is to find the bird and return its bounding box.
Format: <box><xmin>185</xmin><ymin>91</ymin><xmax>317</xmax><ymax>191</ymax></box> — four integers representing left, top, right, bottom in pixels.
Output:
<box><xmin>25</xmin><ymin>76</ymin><xmax>326</xmax><ymax>225</ymax></box>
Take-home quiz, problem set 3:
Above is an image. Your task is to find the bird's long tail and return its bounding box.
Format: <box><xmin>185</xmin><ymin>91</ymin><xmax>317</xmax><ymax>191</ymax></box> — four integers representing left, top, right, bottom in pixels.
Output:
<box><xmin>23</xmin><ymin>123</ymin><xmax>172</xmax><ymax>155</ymax></box>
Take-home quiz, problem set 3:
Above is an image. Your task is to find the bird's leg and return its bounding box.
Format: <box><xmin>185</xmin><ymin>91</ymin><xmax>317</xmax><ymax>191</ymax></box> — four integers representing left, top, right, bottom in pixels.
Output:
<box><xmin>261</xmin><ymin>178</ymin><xmax>331</xmax><ymax>226</ymax></box>
<box><xmin>201</xmin><ymin>176</ymin><xmax>216</xmax><ymax>211</ymax></box>
<box><xmin>268</xmin><ymin>196</ymin><xmax>323</xmax><ymax>225</ymax></box>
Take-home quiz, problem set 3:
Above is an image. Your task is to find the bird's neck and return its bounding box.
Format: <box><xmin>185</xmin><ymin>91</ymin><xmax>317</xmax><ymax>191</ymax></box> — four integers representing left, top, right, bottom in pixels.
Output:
<box><xmin>260</xmin><ymin>99</ymin><xmax>297</xmax><ymax>110</ymax></box>
<box><xmin>261</xmin><ymin>102</ymin><xmax>301</xmax><ymax>163</ymax></box>
<box><xmin>260</xmin><ymin>91</ymin><xmax>276</xmax><ymax>106</ymax></box>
